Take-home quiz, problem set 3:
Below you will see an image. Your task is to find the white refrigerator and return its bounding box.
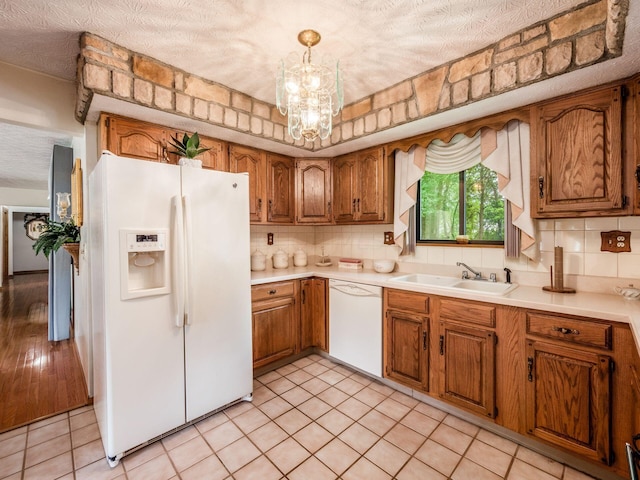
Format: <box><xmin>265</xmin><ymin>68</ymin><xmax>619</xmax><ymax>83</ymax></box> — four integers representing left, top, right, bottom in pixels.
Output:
<box><xmin>89</xmin><ymin>153</ymin><xmax>252</xmax><ymax>466</ymax></box>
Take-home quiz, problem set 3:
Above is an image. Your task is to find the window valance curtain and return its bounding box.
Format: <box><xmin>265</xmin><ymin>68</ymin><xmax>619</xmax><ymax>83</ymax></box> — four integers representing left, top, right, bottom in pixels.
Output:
<box><xmin>393</xmin><ymin>120</ymin><xmax>538</xmax><ymax>261</ymax></box>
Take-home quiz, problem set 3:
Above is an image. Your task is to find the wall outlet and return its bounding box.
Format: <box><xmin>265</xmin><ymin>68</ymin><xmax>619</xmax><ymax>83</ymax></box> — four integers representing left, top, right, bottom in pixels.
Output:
<box><xmin>384</xmin><ymin>231</ymin><xmax>394</xmax><ymax>245</ymax></box>
<box><xmin>267</xmin><ymin>232</ymin><xmax>274</xmax><ymax>245</ymax></box>
<box><xmin>600</xmin><ymin>230</ymin><xmax>631</xmax><ymax>252</ymax></box>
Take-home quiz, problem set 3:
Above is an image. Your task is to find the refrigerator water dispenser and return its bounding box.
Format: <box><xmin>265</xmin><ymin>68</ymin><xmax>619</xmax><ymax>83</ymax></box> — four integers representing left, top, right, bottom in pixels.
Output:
<box><xmin>120</xmin><ymin>229</ymin><xmax>170</xmax><ymax>300</ymax></box>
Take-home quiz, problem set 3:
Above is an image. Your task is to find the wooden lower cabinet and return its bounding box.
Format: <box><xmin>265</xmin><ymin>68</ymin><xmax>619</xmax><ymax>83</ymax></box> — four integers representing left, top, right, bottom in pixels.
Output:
<box><xmin>525</xmin><ymin>340</ymin><xmax>612</xmax><ymax>465</ymax></box>
<box><xmin>300</xmin><ymin>278</ymin><xmax>328</xmax><ymax>352</ymax></box>
<box><xmin>385</xmin><ymin>310</ymin><xmax>428</xmax><ymax>391</ymax></box>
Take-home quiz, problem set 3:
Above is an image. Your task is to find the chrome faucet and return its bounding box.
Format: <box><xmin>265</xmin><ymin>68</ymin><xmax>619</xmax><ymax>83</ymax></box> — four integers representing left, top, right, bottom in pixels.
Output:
<box><xmin>456</xmin><ymin>262</ymin><xmax>482</xmax><ymax>280</ymax></box>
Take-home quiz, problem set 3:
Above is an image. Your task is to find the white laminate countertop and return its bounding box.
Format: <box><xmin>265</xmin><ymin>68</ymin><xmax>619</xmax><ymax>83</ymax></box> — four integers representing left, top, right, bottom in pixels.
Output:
<box><xmin>251</xmin><ymin>265</ymin><xmax>640</xmax><ymax>355</ymax></box>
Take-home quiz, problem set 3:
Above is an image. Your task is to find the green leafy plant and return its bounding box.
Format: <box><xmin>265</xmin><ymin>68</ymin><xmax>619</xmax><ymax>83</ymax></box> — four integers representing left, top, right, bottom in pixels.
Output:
<box><xmin>32</xmin><ymin>219</ymin><xmax>81</xmax><ymax>259</ymax></box>
<box><xmin>168</xmin><ymin>132</ymin><xmax>211</xmax><ymax>159</ymax></box>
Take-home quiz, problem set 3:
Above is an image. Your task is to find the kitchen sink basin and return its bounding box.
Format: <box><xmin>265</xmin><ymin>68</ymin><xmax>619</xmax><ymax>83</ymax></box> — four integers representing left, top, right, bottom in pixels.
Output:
<box><xmin>390</xmin><ymin>274</ymin><xmax>518</xmax><ymax>296</ymax></box>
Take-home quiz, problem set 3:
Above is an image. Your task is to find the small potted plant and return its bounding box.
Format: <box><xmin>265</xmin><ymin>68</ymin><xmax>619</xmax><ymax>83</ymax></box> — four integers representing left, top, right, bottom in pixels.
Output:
<box><xmin>33</xmin><ymin>218</ymin><xmax>81</xmax><ymax>273</ymax></box>
<box><xmin>168</xmin><ymin>132</ymin><xmax>210</xmax><ymax>166</ymax></box>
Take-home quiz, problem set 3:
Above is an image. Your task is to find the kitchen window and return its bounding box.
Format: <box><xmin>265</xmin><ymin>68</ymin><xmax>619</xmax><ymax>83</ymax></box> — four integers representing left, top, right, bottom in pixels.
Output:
<box><xmin>416</xmin><ymin>163</ymin><xmax>504</xmax><ymax>244</ymax></box>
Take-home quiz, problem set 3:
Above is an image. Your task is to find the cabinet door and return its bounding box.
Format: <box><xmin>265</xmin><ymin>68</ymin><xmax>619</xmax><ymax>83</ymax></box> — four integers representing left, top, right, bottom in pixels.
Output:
<box><xmin>295</xmin><ymin>159</ymin><xmax>332</xmax><ymax>224</ymax></box>
<box><xmin>267</xmin><ymin>153</ymin><xmax>295</xmax><ymax>224</ymax></box>
<box><xmin>230</xmin><ymin>145</ymin><xmax>266</xmax><ymax>223</ymax></box>
<box><xmin>633</xmin><ymin>75</ymin><xmax>640</xmax><ymax>214</ymax></box>
<box><xmin>103</xmin><ymin>114</ymin><xmax>171</xmax><ymax>163</ymax></box>
<box><xmin>300</xmin><ymin>278</ymin><xmax>328</xmax><ymax>351</ymax></box>
<box><xmin>526</xmin><ymin>340</ymin><xmax>612</xmax><ymax>465</ymax></box>
<box><xmin>384</xmin><ymin>310</ymin><xmax>428</xmax><ymax>391</ymax></box>
<box><xmin>439</xmin><ymin>322</ymin><xmax>496</xmax><ymax>418</ymax></box>
<box><xmin>531</xmin><ymin>85</ymin><xmax>623</xmax><ymax>217</ymax></box>
<box><xmin>333</xmin><ymin>154</ymin><xmax>358</xmax><ymax>223</ymax></box>
<box><xmin>357</xmin><ymin>147</ymin><xmax>385</xmax><ymax>222</ymax></box>
<box><xmin>197</xmin><ymin>135</ymin><xmax>228</xmax><ymax>171</ymax></box>
<box><xmin>252</xmin><ymin>297</ymin><xmax>298</xmax><ymax>369</ymax></box>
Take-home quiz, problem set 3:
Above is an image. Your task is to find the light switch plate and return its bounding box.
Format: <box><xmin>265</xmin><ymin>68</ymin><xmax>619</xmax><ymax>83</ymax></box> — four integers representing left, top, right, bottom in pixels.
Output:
<box><xmin>600</xmin><ymin>230</ymin><xmax>631</xmax><ymax>252</ymax></box>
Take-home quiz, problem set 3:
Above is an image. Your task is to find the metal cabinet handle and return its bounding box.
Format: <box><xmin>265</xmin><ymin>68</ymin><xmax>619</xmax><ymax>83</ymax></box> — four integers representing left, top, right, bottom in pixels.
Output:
<box><xmin>538</xmin><ymin>176</ymin><xmax>544</xmax><ymax>198</ymax></box>
<box><xmin>527</xmin><ymin>356</ymin><xmax>534</xmax><ymax>382</ymax></box>
<box><xmin>268</xmin><ymin>289</ymin><xmax>277</xmax><ymax>295</ymax></box>
<box><xmin>301</xmin><ymin>289</ymin><xmax>306</xmax><ymax>304</ymax></box>
<box><xmin>439</xmin><ymin>335</ymin><xmax>444</xmax><ymax>355</ymax></box>
<box><xmin>268</xmin><ymin>199</ymin><xmax>272</xmax><ymax>213</ymax></box>
<box><xmin>352</xmin><ymin>198</ymin><xmax>356</xmax><ymax>213</ymax></box>
<box><xmin>357</xmin><ymin>198</ymin><xmax>360</xmax><ymax>212</ymax></box>
<box><xmin>422</xmin><ymin>331</ymin><xmax>427</xmax><ymax>351</ymax></box>
<box><xmin>552</xmin><ymin>326</ymin><xmax>580</xmax><ymax>335</ymax></box>
<box><xmin>257</xmin><ymin>198</ymin><xmax>262</xmax><ymax>212</ymax></box>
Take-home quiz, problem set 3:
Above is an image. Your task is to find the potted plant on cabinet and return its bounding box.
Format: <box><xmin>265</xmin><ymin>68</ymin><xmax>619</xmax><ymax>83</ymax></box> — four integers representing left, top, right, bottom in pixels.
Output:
<box><xmin>168</xmin><ymin>132</ymin><xmax>210</xmax><ymax>167</ymax></box>
<box><xmin>33</xmin><ymin>218</ymin><xmax>81</xmax><ymax>273</ymax></box>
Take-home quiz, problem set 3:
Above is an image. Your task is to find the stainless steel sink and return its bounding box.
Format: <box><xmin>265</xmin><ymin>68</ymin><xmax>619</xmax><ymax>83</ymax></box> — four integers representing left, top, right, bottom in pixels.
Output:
<box><xmin>390</xmin><ymin>274</ymin><xmax>518</xmax><ymax>296</ymax></box>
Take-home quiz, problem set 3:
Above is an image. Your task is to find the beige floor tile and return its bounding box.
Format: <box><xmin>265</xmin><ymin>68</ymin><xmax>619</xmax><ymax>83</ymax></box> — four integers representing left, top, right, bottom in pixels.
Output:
<box><xmin>167</xmin><ymin>435</ymin><xmax>212</xmax><ymax>472</ymax></box>
<box><xmin>317</xmin><ymin>386</ymin><xmax>350</xmax><ymax>407</ymax></box>
<box><xmin>217</xmin><ymin>437</ymin><xmax>261</xmax><ymax>473</ymax></box>
<box><xmin>297</xmin><ymin>397</ymin><xmax>332</xmax><ymax>420</ymax></box>
<box><xmin>358</xmin><ymin>409</ymin><xmax>396</xmax><ymax>436</ymax></box>
<box><xmin>368</xmin><ymin>382</ymin><xmax>395</xmax><ymax>396</ymax></box>
<box><xmin>353</xmin><ymin>386</ymin><xmax>388</xmax><ymax>407</ymax></box>
<box><xmin>248</xmin><ymin>422</ymin><xmax>289</xmax><ymax>452</ymax></box>
<box><xmin>400</xmin><ymin>409</ymin><xmax>440</xmax><ymax>437</ymax></box>
<box><xmin>0</xmin><ymin>433</ymin><xmax>27</xmax><ymax>458</ymax></box>
<box><xmin>383</xmin><ymin>423</ymin><xmax>426</xmax><ymax>454</ymax></box>
<box><xmin>73</xmin><ymin>438</ymin><xmax>106</xmax><ymax>470</ymax></box>
<box><xmin>0</xmin><ymin>451</ymin><xmax>24</xmax><ymax>479</ymax></box>
<box><xmin>516</xmin><ymin>447</ymin><xmax>564</xmax><ymax>477</ymax></box>
<box><xmin>122</xmin><ymin>441</ymin><xmax>165</xmax><ymax>471</ymax></box>
<box><xmin>343</xmin><ymin>457</ymin><xmax>392</xmax><ymax>480</ymax></box>
<box><xmin>293</xmin><ymin>422</ymin><xmax>334</xmax><ymax>453</ymax></box>
<box><xmin>223</xmin><ymin>400</ymin><xmax>255</xmax><ymax>419</ymax></box>
<box><xmin>476</xmin><ymin>429</ymin><xmax>518</xmax><ymax>456</ymax></box>
<box><xmin>276</xmin><ymin>363</ymin><xmax>299</xmax><ymax>376</ymax></box>
<box><xmin>126</xmin><ymin>453</ymin><xmax>176</xmax><ymax>480</ymax></box>
<box><xmin>375</xmin><ymin>397</ymin><xmax>411</xmax><ymax>421</ymax></box>
<box><xmin>350</xmin><ymin>372</ymin><xmax>374</xmax><ymax>386</ymax></box>
<box><xmin>333</xmin><ymin>365</ymin><xmax>355</xmax><ymax>376</ymax></box>
<box><xmin>75</xmin><ymin>457</ymin><xmax>125</xmax><ymax>480</ymax></box>
<box><xmin>258</xmin><ymin>397</ymin><xmax>294</xmax><ymax>419</ymax></box>
<box><xmin>300</xmin><ymin>377</ymin><xmax>331</xmax><ymax>395</ymax></box>
<box><xmin>267</xmin><ymin>377</ymin><xmax>296</xmax><ymax>395</ymax></box>
<box><xmin>253</xmin><ymin>379</ymin><xmax>262</xmax><ymax>390</ymax></box>
<box><xmin>316</xmin><ymin>409</ymin><xmax>354</xmax><ymax>436</ymax></box>
<box><xmin>430</xmin><ymin>423</ymin><xmax>473</xmax><ymax>455</ymax></box>
<box><xmin>252</xmin><ymin>385</ymin><xmax>277</xmax><ymax>406</ymax></box>
<box><xmin>303</xmin><ymin>362</ymin><xmax>330</xmax><ymax>376</ymax></box>
<box><xmin>234</xmin><ymin>455</ymin><xmax>282</xmax><ymax>480</ymax></box>
<box><xmin>23</xmin><ymin>451</ymin><xmax>73</xmax><ymax>480</ymax></box>
<box><xmin>286</xmin><ymin>369</ymin><xmax>314</xmax><ymax>385</ymax></box>
<box><xmin>274</xmin><ymin>408</ymin><xmax>311</xmax><ymax>435</ymax></box>
<box><xmin>180</xmin><ymin>454</ymin><xmax>229</xmax><ymax>480</ymax></box>
<box><xmin>69</xmin><ymin>406</ymin><xmax>94</xmax><ymax>417</ymax></box>
<box><xmin>292</xmin><ymin>356</ymin><xmax>315</xmax><ymax>368</ymax></box>
<box><xmin>365</xmin><ymin>439</ymin><xmax>410</xmax><ymax>476</ymax></box>
<box><xmin>70</xmin><ymin>423</ymin><xmax>101</xmax><ymax>449</ymax></box>
<box><xmin>162</xmin><ymin>425</ymin><xmax>199</xmax><ymax>451</ymax></box>
<box><xmin>390</xmin><ymin>390</ymin><xmax>420</xmax><ymax>408</ymax></box>
<box><xmin>413</xmin><ymin>401</ymin><xmax>448</xmax><ymax>421</ymax></box>
<box><xmin>318</xmin><ymin>358</ymin><xmax>337</xmax><ymax>368</ymax></box>
<box><xmin>337</xmin><ymin>397</ymin><xmax>371</xmax><ymax>420</ymax></box>
<box><xmin>0</xmin><ymin>426</ymin><xmax>27</xmax><ymax>443</ymax></box>
<box><xmin>507</xmin><ymin>458</ymin><xmax>558</xmax><ymax>480</ymax></box>
<box><xmin>25</xmin><ymin>433</ymin><xmax>71</xmax><ymax>468</ymax></box>
<box><xmin>280</xmin><ymin>386</ymin><xmax>313</xmax><ymax>406</ymax></box>
<box><xmin>396</xmin><ymin>457</ymin><xmax>447</xmax><ymax>480</ymax></box>
<box><xmin>339</xmin><ymin>422</ymin><xmax>380</xmax><ymax>454</ymax></box>
<box><xmin>232</xmin><ymin>406</ymin><xmax>271</xmax><ymax>434</ymax></box>
<box><xmin>69</xmin><ymin>411</ymin><xmax>97</xmax><ymax>432</ymax></box>
<box><xmin>288</xmin><ymin>455</ymin><xmax>337</xmax><ymax>480</ymax></box>
<box><xmin>194</xmin><ymin>412</ymin><xmax>229</xmax><ymax>434</ymax></box>
<box><xmin>334</xmin><ymin>377</ymin><xmax>366</xmax><ymax>395</ymax></box>
<box><xmin>266</xmin><ymin>437</ymin><xmax>310</xmax><ymax>474</ymax></box>
<box><xmin>307</xmin><ymin>354</ymin><xmax>323</xmax><ymax>362</ymax></box>
<box><xmin>202</xmin><ymin>420</ymin><xmax>244</xmax><ymax>451</ymax></box>
<box><xmin>465</xmin><ymin>438</ymin><xmax>513</xmax><ymax>477</ymax></box>
<box><xmin>414</xmin><ymin>438</ymin><xmax>462</xmax><ymax>477</ymax></box>
<box><xmin>28</xmin><ymin>413</ymin><xmax>68</xmax><ymax>431</ymax></box>
<box><xmin>257</xmin><ymin>370</ymin><xmax>282</xmax><ymax>384</ymax></box>
<box><xmin>563</xmin><ymin>466</ymin><xmax>598</xmax><ymax>479</ymax></box>
<box><xmin>318</xmin><ymin>369</ymin><xmax>347</xmax><ymax>385</ymax></box>
<box><xmin>27</xmin><ymin>419</ymin><xmax>69</xmax><ymax>448</ymax></box>
<box><xmin>452</xmin><ymin>458</ymin><xmax>503</xmax><ymax>480</ymax></box>
<box><xmin>444</xmin><ymin>414</ymin><xmax>481</xmax><ymax>436</ymax></box>
<box><xmin>315</xmin><ymin>438</ymin><xmax>360</xmax><ymax>475</ymax></box>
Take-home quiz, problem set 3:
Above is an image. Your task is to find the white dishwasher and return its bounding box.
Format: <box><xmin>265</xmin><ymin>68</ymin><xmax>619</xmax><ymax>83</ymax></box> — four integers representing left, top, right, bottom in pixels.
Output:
<box><xmin>329</xmin><ymin>280</ymin><xmax>382</xmax><ymax>377</ymax></box>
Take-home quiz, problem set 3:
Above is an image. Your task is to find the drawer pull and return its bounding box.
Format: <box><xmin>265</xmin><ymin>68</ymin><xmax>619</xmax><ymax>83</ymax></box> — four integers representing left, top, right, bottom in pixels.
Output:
<box><xmin>552</xmin><ymin>326</ymin><xmax>580</xmax><ymax>335</ymax></box>
<box><xmin>268</xmin><ymin>289</ymin><xmax>277</xmax><ymax>295</ymax></box>
<box><xmin>422</xmin><ymin>331</ymin><xmax>427</xmax><ymax>351</ymax></box>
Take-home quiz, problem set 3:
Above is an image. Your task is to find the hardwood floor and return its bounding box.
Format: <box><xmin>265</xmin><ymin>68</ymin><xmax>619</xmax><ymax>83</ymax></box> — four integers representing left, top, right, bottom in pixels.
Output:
<box><xmin>0</xmin><ymin>272</ymin><xmax>88</xmax><ymax>432</ymax></box>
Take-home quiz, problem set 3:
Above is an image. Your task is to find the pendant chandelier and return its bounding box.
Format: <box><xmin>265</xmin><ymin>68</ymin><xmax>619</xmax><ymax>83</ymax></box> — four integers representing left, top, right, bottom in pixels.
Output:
<box><xmin>276</xmin><ymin>30</ymin><xmax>343</xmax><ymax>142</ymax></box>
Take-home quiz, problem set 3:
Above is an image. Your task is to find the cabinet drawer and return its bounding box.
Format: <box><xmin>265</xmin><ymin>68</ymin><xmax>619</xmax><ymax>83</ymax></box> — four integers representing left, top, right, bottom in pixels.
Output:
<box><xmin>252</xmin><ymin>281</ymin><xmax>295</xmax><ymax>302</ymax></box>
<box><xmin>386</xmin><ymin>289</ymin><xmax>429</xmax><ymax>314</ymax></box>
<box><xmin>526</xmin><ymin>312</ymin><xmax>612</xmax><ymax>349</ymax></box>
<box><xmin>439</xmin><ymin>298</ymin><xmax>495</xmax><ymax>327</ymax></box>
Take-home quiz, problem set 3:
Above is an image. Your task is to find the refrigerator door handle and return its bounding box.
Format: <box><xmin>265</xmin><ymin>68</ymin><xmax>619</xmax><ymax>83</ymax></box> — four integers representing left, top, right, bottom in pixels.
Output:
<box><xmin>172</xmin><ymin>196</ymin><xmax>185</xmax><ymax>327</ymax></box>
<box><xmin>183</xmin><ymin>195</ymin><xmax>194</xmax><ymax>326</ymax></box>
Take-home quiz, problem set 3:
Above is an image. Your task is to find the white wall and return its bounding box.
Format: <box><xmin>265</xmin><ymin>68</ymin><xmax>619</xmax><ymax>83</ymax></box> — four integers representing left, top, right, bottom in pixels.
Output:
<box><xmin>0</xmin><ymin>187</ymin><xmax>48</xmax><ymax>207</ymax></box>
<box><xmin>12</xmin><ymin>212</ymin><xmax>49</xmax><ymax>272</ymax></box>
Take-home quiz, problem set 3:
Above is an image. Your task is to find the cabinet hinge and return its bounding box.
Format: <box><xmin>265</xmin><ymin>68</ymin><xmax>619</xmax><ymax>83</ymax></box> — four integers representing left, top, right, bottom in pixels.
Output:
<box><xmin>621</xmin><ymin>85</ymin><xmax>630</xmax><ymax>98</ymax></box>
<box><xmin>622</xmin><ymin>196</ymin><xmax>628</xmax><ymax>208</ymax></box>
<box><xmin>610</xmin><ymin>360</ymin><xmax>615</xmax><ymax>373</ymax></box>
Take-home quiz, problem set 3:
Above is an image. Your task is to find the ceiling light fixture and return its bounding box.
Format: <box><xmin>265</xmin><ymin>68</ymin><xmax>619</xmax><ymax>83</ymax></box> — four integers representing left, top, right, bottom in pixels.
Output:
<box><xmin>276</xmin><ymin>29</ymin><xmax>343</xmax><ymax>142</ymax></box>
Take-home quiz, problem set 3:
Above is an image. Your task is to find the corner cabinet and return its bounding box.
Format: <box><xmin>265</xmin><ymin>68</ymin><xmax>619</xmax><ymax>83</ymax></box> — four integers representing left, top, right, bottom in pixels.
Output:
<box><xmin>531</xmin><ymin>83</ymin><xmax>625</xmax><ymax>217</ymax></box>
<box><xmin>333</xmin><ymin>146</ymin><xmax>391</xmax><ymax>223</ymax></box>
<box><xmin>230</xmin><ymin>144</ymin><xmax>267</xmax><ymax>223</ymax></box>
<box><xmin>295</xmin><ymin>159</ymin><xmax>333</xmax><ymax>224</ymax></box>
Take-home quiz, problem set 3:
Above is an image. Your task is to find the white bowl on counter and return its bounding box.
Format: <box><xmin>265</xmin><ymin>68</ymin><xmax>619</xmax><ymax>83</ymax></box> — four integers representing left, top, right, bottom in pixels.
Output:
<box><xmin>373</xmin><ymin>259</ymin><xmax>396</xmax><ymax>273</ymax></box>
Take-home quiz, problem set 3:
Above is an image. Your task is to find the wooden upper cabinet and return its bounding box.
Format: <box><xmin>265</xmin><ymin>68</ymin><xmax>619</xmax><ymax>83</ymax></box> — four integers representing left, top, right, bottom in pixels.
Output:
<box><xmin>230</xmin><ymin>144</ymin><xmax>266</xmax><ymax>223</ymax></box>
<box><xmin>531</xmin><ymin>84</ymin><xmax>624</xmax><ymax>217</ymax></box>
<box><xmin>266</xmin><ymin>153</ymin><xmax>295</xmax><ymax>224</ymax></box>
<box><xmin>175</xmin><ymin>132</ymin><xmax>228</xmax><ymax>171</ymax></box>
<box><xmin>632</xmin><ymin>75</ymin><xmax>640</xmax><ymax>214</ymax></box>
<box><xmin>100</xmin><ymin>113</ymin><xmax>173</xmax><ymax>163</ymax></box>
<box><xmin>296</xmin><ymin>159</ymin><xmax>332</xmax><ymax>224</ymax></box>
<box><xmin>333</xmin><ymin>146</ymin><xmax>387</xmax><ymax>223</ymax></box>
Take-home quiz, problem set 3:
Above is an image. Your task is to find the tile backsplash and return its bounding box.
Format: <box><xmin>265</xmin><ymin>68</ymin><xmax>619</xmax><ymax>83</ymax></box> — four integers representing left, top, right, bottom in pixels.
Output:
<box><xmin>250</xmin><ymin>216</ymin><xmax>640</xmax><ymax>292</ymax></box>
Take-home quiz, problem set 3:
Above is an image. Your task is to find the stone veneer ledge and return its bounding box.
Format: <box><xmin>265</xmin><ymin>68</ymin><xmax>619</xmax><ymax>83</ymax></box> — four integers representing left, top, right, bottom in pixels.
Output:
<box><xmin>76</xmin><ymin>0</ymin><xmax>627</xmax><ymax>152</ymax></box>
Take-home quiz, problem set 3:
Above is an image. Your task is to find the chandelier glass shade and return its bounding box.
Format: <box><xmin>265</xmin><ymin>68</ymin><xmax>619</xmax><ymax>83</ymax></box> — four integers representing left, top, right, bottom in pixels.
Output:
<box><xmin>276</xmin><ymin>30</ymin><xmax>343</xmax><ymax>142</ymax></box>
